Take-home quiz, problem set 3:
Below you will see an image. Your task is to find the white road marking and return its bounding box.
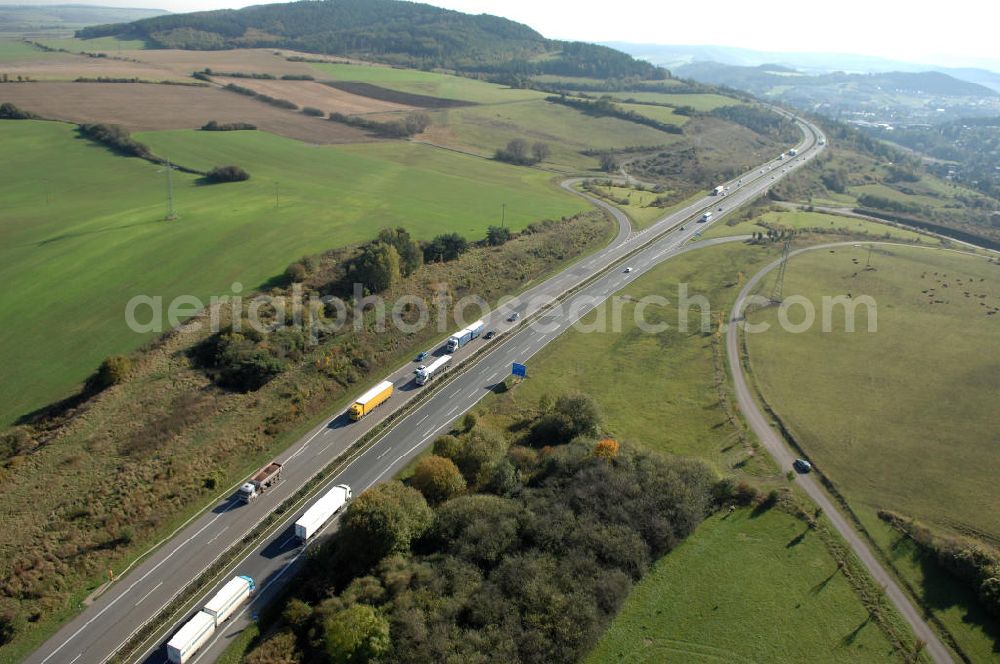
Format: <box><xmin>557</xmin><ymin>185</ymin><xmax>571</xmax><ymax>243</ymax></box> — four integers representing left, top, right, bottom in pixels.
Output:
<box><xmin>206</xmin><ymin>526</ymin><xmax>229</xmax><ymax>546</ymax></box>
<box><xmin>68</xmin><ymin>654</ymin><xmax>82</xmax><ymax>664</ymax></box>
<box><xmin>416</xmin><ymin>414</ymin><xmax>429</xmax><ymax>426</ymax></box>
<box><xmin>134</xmin><ymin>582</ymin><xmax>162</xmax><ymax>607</ymax></box>
<box><xmin>278</xmin><ymin>534</ymin><xmax>297</xmax><ymax>549</ymax></box>
<box><xmin>376</xmin><ymin>447</ymin><xmax>393</xmax><ymax>460</ymax></box>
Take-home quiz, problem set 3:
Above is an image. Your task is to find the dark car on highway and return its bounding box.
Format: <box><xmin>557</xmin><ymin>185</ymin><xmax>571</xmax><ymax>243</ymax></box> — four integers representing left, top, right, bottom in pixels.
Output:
<box><xmin>415</xmin><ymin>351</ymin><xmax>428</xmax><ymax>362</ymax></box>
<box><xmin>484</xmin><ymin>330</ymin><xmax>496</xmax><ymax>340</ymax></box>
<box><xmin>508</xmin><ymin>312</ymin><xmax>520</xmax><ymax>322</ymax></box>
<box><xmin>793</xmin><ymin>458</ymin><xmax>812</xmax><ymax>473</ymax></box>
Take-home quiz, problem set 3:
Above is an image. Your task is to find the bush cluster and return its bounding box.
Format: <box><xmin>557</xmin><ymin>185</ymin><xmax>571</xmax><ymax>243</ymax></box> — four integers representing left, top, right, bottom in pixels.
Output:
<box><xmin>0</xmin><ymin>102</ymin><xmax>37</xmax><ymax>120</ymax></box>
<box><xmin>201</xmin><ymin>120</ymin><xmax>257</xmax><ymax>131</ymax></box>
<box><xmin>77</xmin><ymin>123</ymin><xmax>154</xmax><ymax>160</ymax></box>
<box><xmin>250</xmin><ymin>401</ymin><xmax>718</xmax><ymax>663</ymax></box>
<box><xmin>205</xmin><ymin>165</ymin><xmax>251</xmax><ymax>183</ymax></box>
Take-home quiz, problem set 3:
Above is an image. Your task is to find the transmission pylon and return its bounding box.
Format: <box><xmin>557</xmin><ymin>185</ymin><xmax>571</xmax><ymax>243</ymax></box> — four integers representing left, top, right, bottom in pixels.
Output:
<box><xmin>770</xmin><ymin>238</ymin><xmax>792</xmax><ymax>304</ymax></box>
<box><xmin>158</xmin><ymin>158</ymin><xmax>178</xmax><ymax>220</ymax></box>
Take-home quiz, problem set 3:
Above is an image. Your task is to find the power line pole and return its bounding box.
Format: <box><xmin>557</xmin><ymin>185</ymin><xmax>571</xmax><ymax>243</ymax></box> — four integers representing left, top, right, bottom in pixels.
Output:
<box><xmin>160</xmin><ymin>158</ymin><xmax>178</xmax><ymax>221</ymax></box>
<box><xmin>770</xmin><ymin>238</ymin><xmax>792</xmax><ymax>304</ymax></box>
<box><xmin>500</xmin><ymin>203</ymin><xmax>506</xmax><ymax>229</ymax></box>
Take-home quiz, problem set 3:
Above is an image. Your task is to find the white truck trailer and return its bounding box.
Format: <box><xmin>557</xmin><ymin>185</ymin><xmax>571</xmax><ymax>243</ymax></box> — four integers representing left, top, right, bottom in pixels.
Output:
<box><xmin>713</xmin><ymin>185</ymin><xmax>725</xmax><ymax>196</ymax></box>
<box><xmin>415</xmin><ymin>355</ymin><xmax>452</xmax><ymax>385</ymax></box>
<box><xmin>166</xmin><ymin>611</ymin><xmax>215</xmax><ymax>664</ymax></box>
<box><xmin>699</xmin><ymin>211</ymin><xmax>713</xmax><ymax>223</ymax></box>
<box><xmin>203</xmin><ymin>575</ymin><xmax>255</xmax><ymax>627</ymax></box>
<box><xmin>446</xmin><ymin>320</ymin><xmax>484</xmax><ymax>352</ymax></box>
<box><xmin>294</xmin><ymin>484</ymin><xmax>352</xmax><ymax>541</ymax></box>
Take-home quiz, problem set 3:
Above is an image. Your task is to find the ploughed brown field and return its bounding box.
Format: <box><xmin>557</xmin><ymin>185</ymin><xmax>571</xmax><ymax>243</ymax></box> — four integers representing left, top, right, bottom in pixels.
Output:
<box><xmin>214</xmin><ymin>76</ymin><xmax>416</xmax><ymax>114</ymax></box>
<box><xmin>0</xmin><ymin>81</ymin><xmax>373</xmax><ymax>143</ymax></box>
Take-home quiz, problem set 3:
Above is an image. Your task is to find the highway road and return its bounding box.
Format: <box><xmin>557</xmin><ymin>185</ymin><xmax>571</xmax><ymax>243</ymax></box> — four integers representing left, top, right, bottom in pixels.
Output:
<box><xmin>28</xmin><ymin>115</ymin><xmax>822</xmax><ymax>664</ymax></box>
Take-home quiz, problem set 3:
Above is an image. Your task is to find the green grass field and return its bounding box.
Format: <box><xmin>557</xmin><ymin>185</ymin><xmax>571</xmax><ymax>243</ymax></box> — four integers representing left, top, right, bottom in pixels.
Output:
<box><xmin>703</xmin><ymin>209</ymin><xmax>937</xmax><ymax>243</ymax></box>
<box><xmin>488</xmin><ymin>241</ymin><xmax>783</xmax><ymax>472</ymax></box>
<box><xmin>606</xmin><ymin>92</ymin><xmax>743</xmax><ymax>111</ymax></box>
<box><xmin>0</xmin><ymin>121</ymin><xmax>587</xmax><ymax>426</ymax></box>
<box><xmin>0</xmin><ymin>39</ymin><xmax>56</xmax><ymax>61</ymax></box>
<box><xmin>618</xmin><ymin>102</ymin><xmax>689</xmax><ymax>126</ymax></box>
<box><xmin>744</xmin><ymin>244</ymin><xmax>1000</xmax><ymax>659</ymax></box>
<box><xmin>585</xmin><ymin>509</ymin><xmax>903</xmax><ymax>663</ymax></box>
<box><xmin>308</xmin><ymin>62</ymin><xmax>544</xmax><ymax>104</ymax></box>
<box><xmin>745</xmin><ymin>245</ymin><xmax>1000</xmax><ymax>540</ymax></box>
<box><xmin>576</xmin><ymin>183</ymin><xmax>704</xmax><ymax>230</ymax></box>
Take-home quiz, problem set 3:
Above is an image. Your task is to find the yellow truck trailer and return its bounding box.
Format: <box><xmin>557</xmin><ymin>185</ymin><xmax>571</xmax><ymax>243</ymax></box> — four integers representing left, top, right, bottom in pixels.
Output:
<box><xmin>349</xmin><ymin>380</ymin><xmax>394</xmax><ymax>420</ymax></box>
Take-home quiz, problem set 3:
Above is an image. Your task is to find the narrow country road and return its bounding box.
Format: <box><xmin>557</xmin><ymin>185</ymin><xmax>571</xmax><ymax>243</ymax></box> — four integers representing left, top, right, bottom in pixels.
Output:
<box><xmin>726</xmin><ymin>241</ymin><xmax>960</xmax><ymax>664</ymax></box>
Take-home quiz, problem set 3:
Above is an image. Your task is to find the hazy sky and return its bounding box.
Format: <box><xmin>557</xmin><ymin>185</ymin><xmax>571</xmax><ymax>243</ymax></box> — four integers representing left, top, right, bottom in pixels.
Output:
<box><xmin>19</xmin><ymin>0</ymin><xmax>1000</xmax><ymax>68</ymax></box>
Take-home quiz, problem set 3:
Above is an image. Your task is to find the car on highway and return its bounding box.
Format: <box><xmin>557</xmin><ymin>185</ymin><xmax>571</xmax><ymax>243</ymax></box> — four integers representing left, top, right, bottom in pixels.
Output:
<box><xmin>508</xmin><ymin>312</ymin><xmax>520</xmax><ymax>322</ymax></box>
<box><xmin>717</xmin><ymin>206</ymin><xmax>723</xmax><ymax>211</ymax></box>
<box><xmin>793</xmin><ymin>458</ymin><xmax>813</xmax><ymax>473</ymax></box>
<box><xmin>623</xmin><ymin>267</ymin><xmax>633</xmax><ymax>273</ymax></box>
<box><xmin>484</xmin><ymin>330</ymin><xmax>496</xmax><ymax>340</ymax></box>
<box><xmin>415</xmin><ymin>351</ymin><xmax>428</xmax><ymax>362</ymax></box>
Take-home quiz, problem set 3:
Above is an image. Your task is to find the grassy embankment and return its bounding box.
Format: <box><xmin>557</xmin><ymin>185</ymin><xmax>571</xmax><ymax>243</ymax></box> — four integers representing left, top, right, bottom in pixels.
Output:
<box><xmin>472</xmin><ymin>236</ymin><xmax>923</xmax><ymax>660</ymax></box>
<box><xmin>0</xmin><ymin>120</ymin><xmax>587</xmax><ymax>427</ymax></box>
<box><xmin>744</xmin><ymin>244</ymin><xmax>1000</xmax><ymax>660</ymax></box>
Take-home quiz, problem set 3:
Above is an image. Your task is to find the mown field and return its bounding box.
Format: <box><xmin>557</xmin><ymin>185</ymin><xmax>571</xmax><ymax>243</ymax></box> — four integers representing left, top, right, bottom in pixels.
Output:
<box><xmin>309</xmin><ymin>61</ymin><xmax>545</xmax><ymax>104</ymax></box>
<box><xmin>0</xmin><ymin>120</ymin><xmax>587</xmax><ymax>426</ymax></box>
<box><xmin>585</xmin><ymin>509</ymin><xmax>903</xmax><ymax>663</ymax></box>
<box><xmin>744</xmin><ymin>244</ymin><xmax>1000</xmax><ymax>658</ymax></box>
<box><xmin>476</xmin><ymin>238</ymin><xmax>920</xmax><ymax>660</ymax></box>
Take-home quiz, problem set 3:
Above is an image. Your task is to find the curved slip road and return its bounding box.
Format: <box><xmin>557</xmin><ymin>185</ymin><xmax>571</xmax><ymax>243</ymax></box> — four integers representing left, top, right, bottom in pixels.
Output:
<box><xmin>28</xmin><ymin>116</ymin><xmax>823</xmax><ymax>664</ymax></box>
<box><xmin>726</xmin><ymin>241</ymin><xmax>969</xmax><ymax>664</ymax></box>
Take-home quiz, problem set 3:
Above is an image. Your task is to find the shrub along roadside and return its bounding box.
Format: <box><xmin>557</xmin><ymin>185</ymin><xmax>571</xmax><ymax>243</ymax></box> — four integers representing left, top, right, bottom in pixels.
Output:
<box><xmin>244</xmin><ymin>402</ymin><xmax>721</xmax><ymax>664</ymax></box>
<box><xmin>879</xmin><ymin>510</ymin><xmax>1000</xmax><ymax>620</ymax></box>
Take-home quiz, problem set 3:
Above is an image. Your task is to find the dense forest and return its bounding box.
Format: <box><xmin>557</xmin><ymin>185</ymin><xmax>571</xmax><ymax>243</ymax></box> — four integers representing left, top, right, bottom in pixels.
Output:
<box><xmin>77</xmin><ymin>0</ymin><xmax>666</xmax><ymax>79</ymax></box>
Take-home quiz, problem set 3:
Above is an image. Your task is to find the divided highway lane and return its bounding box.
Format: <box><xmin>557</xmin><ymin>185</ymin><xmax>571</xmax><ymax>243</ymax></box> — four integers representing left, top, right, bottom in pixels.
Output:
<box><xmin>28</xmin><ymin>115</ymin><xmax>822</xmax><ymax>664</ymax></box>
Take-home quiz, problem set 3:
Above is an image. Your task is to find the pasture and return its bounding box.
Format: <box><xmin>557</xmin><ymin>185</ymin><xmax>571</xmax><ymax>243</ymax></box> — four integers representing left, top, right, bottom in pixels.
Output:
<box><xmin>585</xmin><ymin>509</ymin><xmax>903</xmax><ymax>663</ymax></box>
<box><xmin>308</xmin><ymin>62</ymin><xmax>545</xmax><ymax>104</ymax></box>
<box><xmin>745</xmin><ymin>245</ymin><xmax>1000</xmax><ymax>540</ymax></box>
<box><xmin>0</xmin><ymin>121</ymin><xmax>587</xmax><ymax>425</ymax></box>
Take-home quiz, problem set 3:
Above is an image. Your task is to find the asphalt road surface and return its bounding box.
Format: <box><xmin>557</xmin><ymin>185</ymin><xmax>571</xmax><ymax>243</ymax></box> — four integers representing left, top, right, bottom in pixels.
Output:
<box><xmin>727</xmin><ymin>241</ymin><xmax>957</xmax><ymax>664</ymax></box>
<box><xmin>29</xmin><ymin>116</ymin><xmax>823</xmax><ymax>664</ymax></box>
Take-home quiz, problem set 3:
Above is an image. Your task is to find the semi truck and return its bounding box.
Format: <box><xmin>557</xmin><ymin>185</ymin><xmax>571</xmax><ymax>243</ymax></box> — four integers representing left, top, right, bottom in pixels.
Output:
<box><xmin>446</xmin><ymin>319</ymin><xmax>484</xmax><ymax>352</ymax></box>
<box><xmin>349</xmin><ymin>380</ymin><xmax>393</xmax><ymax>420</ymax></box>
<box><xmin>416</xmin><ymin>355</ymin><xmax>452</xmax><ymax>385</ymax></box>
<box><xmin>788</xmin><ymin>148</ymin><xmax>798</xmax><ymax>156</ymax></box>
<box><xmin>713</xmin><ymin>185</ymin><xmax>725</xmax><ymax>196</ymax></box>
<box><xmin>294</xmin><ymin>484</ymin><xmax>352</xmax><ymax>541</ymax></box>
<box><xmin>238</xmin><ymin>461</ymin><xmax>283</xmax><ymax>503</ymax></box>
<box><xmin>699</xmin><ymin>211</ymin><xmax>712</xmax><ymax>223</ymax></box>
<box><xmin>166</xmin><ymin>576</ymin><xmax>255</xmax><ymax>664</ymax></box>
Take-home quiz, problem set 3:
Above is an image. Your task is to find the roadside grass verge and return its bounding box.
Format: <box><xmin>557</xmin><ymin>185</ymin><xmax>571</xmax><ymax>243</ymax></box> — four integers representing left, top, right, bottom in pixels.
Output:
<box><xmin>703</xmin><ymin>209</ymin><xmax>938</xmax><ymax>243</ymax></box>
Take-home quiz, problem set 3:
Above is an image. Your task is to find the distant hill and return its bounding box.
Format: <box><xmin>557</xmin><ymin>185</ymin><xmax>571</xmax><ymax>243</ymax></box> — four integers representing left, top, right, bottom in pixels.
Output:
<box><xmin>0</xmin><ymin>4</ymin><xmax>168</xmax><ymax>35</ymax></box>
<box><xmin>76</xmin><ymin>0</ymin><xmax>665</xmax><ymax>79</ymax></box>
<box><xmin>673</xmin><ymin>61</ymin><xmax>997</xmax><ymax>98</ymax></box>
<box><xmin>604</xmin><ymin>42</ymin><xmax>1000</xmax><ymax>92</ymax></box>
